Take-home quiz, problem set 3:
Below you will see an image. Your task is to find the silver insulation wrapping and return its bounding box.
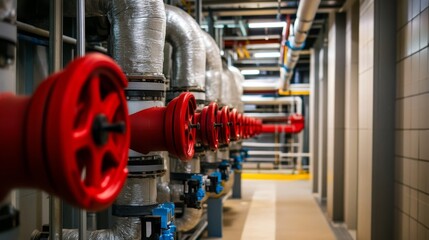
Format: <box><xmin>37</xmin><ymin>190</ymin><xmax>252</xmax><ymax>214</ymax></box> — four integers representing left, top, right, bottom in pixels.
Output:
<box><xmin>202</xmin><ymin>31</ymin><xmax>222</xmax><ymax>102</ymax></box>
<box><xmin>165</xmin><ymin>4</ymin><xmax>206</xmax><ymax>90</ymax></box>
<box><xmin>61</xmin><ymin>177</ymin><xmax>156</xmax><ymax>239</ymax></box>
<box><xmin>228</xmin><ymin>66</ymin><xmax>245</xmax><ymax>112</ymax></box>
<box><xmin>110</xmin><ymin>0</ymin><xmax>166</xmax><ymax>76</ymax></box>
<box><xmin>175</xmin><ymin>207</ymin><xmax>203</xmax><ymax>232</ymax></box>
<box><xmin>220</xmin><ymin>62</ymin><xmax>235</xmax><ymax>106</ymax></box>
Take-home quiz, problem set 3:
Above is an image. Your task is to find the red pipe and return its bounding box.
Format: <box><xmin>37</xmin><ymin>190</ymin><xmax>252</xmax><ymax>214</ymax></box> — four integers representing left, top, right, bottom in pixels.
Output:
<box><xmin>261</xmin><ymin>114</ymin><xmax>305</xmax><ymax>134</ymax></box>
<box><xmin>129</xmin><ymin>92</ymin><xmax>197</xmax><ymax>161</ymax></box>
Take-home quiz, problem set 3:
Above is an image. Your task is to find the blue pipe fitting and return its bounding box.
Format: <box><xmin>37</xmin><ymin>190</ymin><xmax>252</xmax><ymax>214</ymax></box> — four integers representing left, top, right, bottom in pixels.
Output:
<box><xmin>190</xmin><ymin>175</ymin><xmax>206</xmax><ymax>202</ymax></box>
<box><xmin>152</xmin><ymin>202</ymin><xmax>176</xmax><ymax>240</ymax></box>
<box><xmin>208</xmin><ymin>171</ymin><xmax>224</xmax><ymax>194</ymax></box>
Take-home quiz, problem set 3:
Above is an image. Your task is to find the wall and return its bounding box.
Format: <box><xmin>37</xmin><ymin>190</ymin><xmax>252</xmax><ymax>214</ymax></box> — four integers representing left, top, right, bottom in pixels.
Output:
<box><xmin>395</xmin><ymin>0</ymin><xmax>429</xmax><ymax>238</ymax></box>
<box><xmin>344</xmin><ymin>0</ymin><xmax>359</xmax><ymax>231</ymax></box>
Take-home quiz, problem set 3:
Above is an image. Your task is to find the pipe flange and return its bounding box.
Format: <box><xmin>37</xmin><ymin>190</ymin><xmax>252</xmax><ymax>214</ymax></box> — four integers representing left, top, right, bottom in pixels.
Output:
<box><xmin>217</xmin><ymin>106</ymin><xmax>230</xmax><ymax>145</ymax></box>
<box><xmin>165</xmin><ymin>92</ymin><xmax>197</xmax><ymax>161</ymax></box>
<box><xmin>26</xmin><ymin>53</ymin><xmax>130</xmax><ymax>211</ymax></box>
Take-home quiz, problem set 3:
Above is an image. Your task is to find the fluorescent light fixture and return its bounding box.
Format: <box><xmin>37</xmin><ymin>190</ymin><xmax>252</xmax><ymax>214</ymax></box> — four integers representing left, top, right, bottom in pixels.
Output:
<box><xmin>241</xmin><ymin>69</ymin><xmax>261</xmax><ymax>75</ymax></box>
<box><xmin>248</xmin><ymin>22</ymin><xmax>286</xmax><ymax>28</ymax></box>
<box><xmin>253</xmin><ymin>52</ymin><xmax>281</xmax><ymax>58</ymax></box>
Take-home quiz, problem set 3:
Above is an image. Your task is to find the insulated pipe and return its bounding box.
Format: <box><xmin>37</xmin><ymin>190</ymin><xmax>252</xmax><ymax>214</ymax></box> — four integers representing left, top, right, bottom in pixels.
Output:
<box><xmin>165</xmin><ymin>4</ymin><xmax>206</xmax><ymax>91</ymax></box>
<box><xmin>281</xmin><ymin>0</ymin><xmax>321</xmax><ymax>90</ymax></box>
<box><xmin>62</xmin><ymin>177</ymin><xmax>157</xmax><ymax>240</ymax></box>
<box><xmin>228</xmin><ymin>66</ymin><xmax>245</xmax><ymax>113</ymax></box>
<box><xmin>202</xmin><ymin>31</ymin><xmax>222</xmax><ymax>102</ymax></box>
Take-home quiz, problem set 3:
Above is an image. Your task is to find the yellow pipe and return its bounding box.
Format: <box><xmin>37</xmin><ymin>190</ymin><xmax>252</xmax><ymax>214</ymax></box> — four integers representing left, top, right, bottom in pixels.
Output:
<box><xmin>278</xmin><ymin>89</ymin><xmax>310</xmax><ymax>96</ymax></box>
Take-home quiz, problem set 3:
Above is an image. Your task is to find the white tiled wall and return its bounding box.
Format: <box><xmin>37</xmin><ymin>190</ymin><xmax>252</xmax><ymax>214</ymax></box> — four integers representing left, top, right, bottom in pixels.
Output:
<box><xmin>396</xmin><ymin>0</ymin><xmax>429</xmax><ymax>238</ymax></box>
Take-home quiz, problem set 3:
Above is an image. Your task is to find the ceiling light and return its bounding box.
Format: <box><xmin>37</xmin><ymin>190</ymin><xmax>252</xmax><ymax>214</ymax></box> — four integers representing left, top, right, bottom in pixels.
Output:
<box><xmin>248</xmin><ymin>22</ymin><xmax>286</xmax><ymax>28</ymax></box>
<box><xmin>253</xmin><ymin>52</ymin><xmax>281</xmax><ymax>58</ymax></box>
<box><xmin>241</xmin><ymin>69</ymin><xmax>261</xmax><ymax>75</ymax></box>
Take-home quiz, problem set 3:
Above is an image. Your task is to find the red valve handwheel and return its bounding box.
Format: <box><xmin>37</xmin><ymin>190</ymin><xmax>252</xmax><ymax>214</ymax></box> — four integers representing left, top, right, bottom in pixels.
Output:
<box><xmin>228</xmin><ymin>108</ymin><xmax>239</xmax><ymax>141</ymax></box>
<box><xmin>129</xmin><ymin>92</ymin><xmax>197</xmax><ymax>161</ymax></box>
<box><xmin>217</xmin><ymin>106</ymin><xmax>230</xmax><ymax>145</ymax></box>
<box><xmin>237</xmin><ymin>113</ymin><xmax>243</xmax><ymax>139</ymax></box>
<box><xmin>0</xmin><ymin>53</ymin><xmax>129</xmax><ymax>211</ymax></box>
<box><xmin>199</xmin><ymin>102</ymin><xmax>219</xmax><ymax>150</ymax></box>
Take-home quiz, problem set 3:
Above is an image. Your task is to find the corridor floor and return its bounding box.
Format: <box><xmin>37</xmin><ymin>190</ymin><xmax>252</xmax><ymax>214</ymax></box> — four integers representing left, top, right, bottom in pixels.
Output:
<box><xmin>219</xmin><ymin>179</ymin><xmax>336</xmax><ymax>240</ymax></box>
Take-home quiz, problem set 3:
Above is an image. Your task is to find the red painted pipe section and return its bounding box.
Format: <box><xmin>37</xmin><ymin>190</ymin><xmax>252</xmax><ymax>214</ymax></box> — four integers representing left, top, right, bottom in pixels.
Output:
<box><xmin>0</xmin><ymin>53</ymin><xmax>130</xmax><ymax>211</ymax></box>
<box><xmin>261</xmin><ymin>114</ymin><xmax>305</xmax><ymax>134</ymax></box>
<box><xmin>129</xmin><ymin>92</ymin><xmax>197</xmax><ymax>161</ymax></box>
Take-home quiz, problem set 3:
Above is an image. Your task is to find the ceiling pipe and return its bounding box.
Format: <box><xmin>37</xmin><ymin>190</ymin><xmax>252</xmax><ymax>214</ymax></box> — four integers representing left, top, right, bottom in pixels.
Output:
<box><xmin>280</xmin><ymin>0</ymin><xmax>321</xmax><ymax>91</ymax></box>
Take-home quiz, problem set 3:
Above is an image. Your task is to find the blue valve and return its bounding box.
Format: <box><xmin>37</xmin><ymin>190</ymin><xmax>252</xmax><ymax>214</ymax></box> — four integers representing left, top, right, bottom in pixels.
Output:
<box><xmin>232</xmin><ymin>155</ymin><xmax>243</xmax><ymax>170</ymax></box>
<box><xmin>190</xmin><ymin>175</ymin><xmax>206</xmax><ymax>202</ymax></box>
<box><xmin>240</xmin><ymin>148</ymin><xmax>249</xmax><ymax>159</ymax></box>
<box><xmin>152</xmin><ymin>202</ymin><xmax>176</xmax><ymax>240</ymax></box>
<box><xmin>208</xmin><ymin>171</ymin><xmax>224</xmax><ymax>194</ymax></box>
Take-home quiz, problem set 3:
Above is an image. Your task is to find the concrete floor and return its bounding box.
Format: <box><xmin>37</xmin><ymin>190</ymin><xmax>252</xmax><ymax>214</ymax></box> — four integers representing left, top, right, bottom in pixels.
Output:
<box><xmin>217</xmin><ymin>179</ymin><xmax>336</xmax><ymax>240</ymax></box>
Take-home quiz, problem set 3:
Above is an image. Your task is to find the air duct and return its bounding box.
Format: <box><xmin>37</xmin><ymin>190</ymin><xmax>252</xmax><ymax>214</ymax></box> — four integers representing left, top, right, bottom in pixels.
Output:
<box><xmin>165</xmin><ymin>4</ymin><xmax>206</xmax><ymax>91</ymax></box>
<box><xmin>281</xmin><ymin>0</ymin><xmax>321</xmax><ymax>90</ymax></box>
<box><xmin>202</xmin><ymin>31</ymin><xmax>222</xmax><ymax>103</ymax></box>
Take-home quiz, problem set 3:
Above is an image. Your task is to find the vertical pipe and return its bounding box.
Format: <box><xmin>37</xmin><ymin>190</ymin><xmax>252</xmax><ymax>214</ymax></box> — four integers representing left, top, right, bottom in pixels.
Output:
<box><xmin>75</xmin><ymin>1</ymin><xmax>87</xmax><ymax>238</ymax></box>
<box><xmin>49</xmin><ymin>0</ymin><xmax>63</xmax><ymax>239</ymax></box>
<box><xmin>208</xmin><ymin>10</ymin><xmax>215</xmax><ymax>38</ymax></box>
<box><xmin>195</xmin><ymin>0</ymin><xmax>202</xmax><ymax>25</ymax></box>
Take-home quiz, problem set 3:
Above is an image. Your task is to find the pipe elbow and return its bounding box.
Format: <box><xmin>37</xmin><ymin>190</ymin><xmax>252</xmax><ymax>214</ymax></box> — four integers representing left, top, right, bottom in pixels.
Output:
<box><xmin>165</xmin><ymin>4</ymin><xmax>206</xmax><ymax>91</ymax></box>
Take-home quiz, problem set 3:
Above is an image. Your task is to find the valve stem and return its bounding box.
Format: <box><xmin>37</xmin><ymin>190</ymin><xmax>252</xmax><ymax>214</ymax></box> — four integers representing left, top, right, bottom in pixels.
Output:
<box><xmin>189</xmin><ymin>123</ymin><xmax>200</xmax><ymax>130</ymax></box>
<box><xmin>214</xmin><ymin>123</ymin><xmax>223</xmax><ymax>128</ymax></box>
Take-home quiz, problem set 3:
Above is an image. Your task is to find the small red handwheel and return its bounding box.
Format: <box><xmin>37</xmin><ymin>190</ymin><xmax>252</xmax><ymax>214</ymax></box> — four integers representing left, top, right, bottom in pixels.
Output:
<box><xmin>165</xmin><ymin>92</ymin><xmax>197</xmax><ymax>161</ymax></box>
<box><xmin>200</xmin><ymin>102</ymin><xmax>219</xmax><ymax>150</ymax></box>
<box><xmin>28</xmin><ymin>53</ymin><xmax>129</xmax><ymax>210</ymax></box>
<box><xmin>217</xmin><ymin>106</ymin><xmax>230</xmax><ymax>145</ymax></box>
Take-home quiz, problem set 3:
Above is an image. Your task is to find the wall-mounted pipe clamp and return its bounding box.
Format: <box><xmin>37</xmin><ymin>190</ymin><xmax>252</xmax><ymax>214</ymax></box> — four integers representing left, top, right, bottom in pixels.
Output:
<box><xmin>0</xmin><ymin>53</ymin><xmax>130</xmax><ymax>211</ymax></box>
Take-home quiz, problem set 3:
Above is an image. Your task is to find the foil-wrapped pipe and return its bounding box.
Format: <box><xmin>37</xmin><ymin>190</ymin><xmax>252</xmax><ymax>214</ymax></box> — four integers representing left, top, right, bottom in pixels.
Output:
<box><xmin>228</xmin><ymin>66</ymin><xmax>245</xmax><ymax>113</ymax></box>
<box><xmin>175</xmin><ymin>207</ymin><xmax>203</xmax><ymax>232</ymax></box>
<box><xmin>110</xmin><ymin>0</ymin><xmax>166</xmax><ymax>76</ymax></box>
<box><xmin>202</xmin><ymin>31</ymin><xmax>222</xmax><ymax>102</ymax></box>
<box><xmin>62</xmin><ymin>177</ymin><xmax>157</xmax><ymax>240</ymax></box>
<box><xmin>165</xmin><ymin>4</ymin><xmax>206</xmax><ymax>90</ymax></box>
<box><xmin>163</xmin><ymin>43</ymin><xmax>173</xmax><ymax>82</ymax></box>
<box><xmin>220</xmin><ymin>61</ymin><xmax>235</xmax><ymax>106</ymax></box>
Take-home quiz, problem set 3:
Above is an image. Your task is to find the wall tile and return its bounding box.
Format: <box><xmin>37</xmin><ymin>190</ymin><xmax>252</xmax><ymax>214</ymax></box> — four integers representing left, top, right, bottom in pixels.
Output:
<box><xmin>418</xmin><ymin>160</ymin><xmax>429</xmax><ymax>192</ymax></box>
<box><xmin>422</xmin><ymin>0</ymin><xmax>429</xmax><ymax>11</ymax></box>
<box><xmin>411</xmin><ymin>188</ymin><xmax>419</xmax><ymax>219</ymax></box>
<box><xmin>412</xmin><ymin>15</ymin><xmax>421</xmax><ymax>54</ymax></box>
<box><xmin>418</xmin><ymin>192</ymin><xmax>429</xmax><ymax>227</ymax></box>
<box><xmin>414</xmin><ymin>0</ymin><xmax>422</xmax><ymax>18</ymax></box>
<box><xmin>412</xmin><ymin>217</ymin><xmax>419</xmax><ymax>240</ymax></box>
<box><xmin>412</xmin><ymin>52</ymin><xmax>421</xmax><ymax>95</ymax></box>
<box><xmin>421</xmin><ymin>9</ymin><xmax>429</xmax><ymax>48</ymax></box>
<box><xmin>410</xmin><ymin>159</ymin><xmax>419</xmax><ymax>188</ymax></box>
<box><xmin>419</xmin><ymin>130</ymin><xmax>429</xmax><ymax>160</ymax></box>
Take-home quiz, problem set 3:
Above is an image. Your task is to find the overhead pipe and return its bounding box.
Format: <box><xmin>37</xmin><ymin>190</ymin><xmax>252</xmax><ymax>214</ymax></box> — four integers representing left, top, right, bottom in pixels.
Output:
<box><xmin>165</xmin><ymin>4</ymin><xmax>206</xmax><ymax>92</ymax></box>
<box><xmin>280</xmin><ymin>0</ymin><xmax>321</xmax><ymax>90</ymax></box>
<box><xmin>202</xmin><ymin>31</ymin><xmax>222</xmax><ymax>103</ymax></box>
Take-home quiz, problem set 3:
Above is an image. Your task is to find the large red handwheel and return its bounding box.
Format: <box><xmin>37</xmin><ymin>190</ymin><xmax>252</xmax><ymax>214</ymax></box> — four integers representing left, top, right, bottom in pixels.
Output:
<box><xmin>0</xmin><ymin>53</ymin><xmax>130</xmax><ymax>211</ymax></box>
<box><xmin>217</xmin><ymin>106</ymin><xmax>230</xmax><ymax>145</ymax></box>
<box><xmin>228</xmin><ymin>108</ymin><xmax>239</xmax><ymax>141</ymax></box>
<box><xmin>129</xmin><ymin>92</ymin><xmax>197</xmax><ymax>161</ymax></box>
<box><xmin>198</xmin><ymin>102</ymin><xmax>220</xmax><ymax>150</ymax></box>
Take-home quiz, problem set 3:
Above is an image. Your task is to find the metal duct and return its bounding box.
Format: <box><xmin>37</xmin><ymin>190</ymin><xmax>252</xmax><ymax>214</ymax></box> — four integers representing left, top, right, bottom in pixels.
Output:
<box><xmin>110</xmin><ymin>0</ymin><xmax>166</xmax><ymax>76</ymax></box>
<box><xmin>163</xmin><ymin>43</ymin><xmax>173</xmax><ymax>81</ymax></box>
<box><xmin>165</xmin><ymin>4</ymin><xmax>206</xmax><ymax>90</ymax></box>
<box><xmin>202</xmin><ymin>31</ymin><xmax>222</xmax><ymax>102</ymax></box>
<box><xmin>281</xmin><ymin>0</ymin><xmax>321</xmax><ymax>90</ymax></box>
<box><xmin>62</xmin><ymin>177</ymin><xmax>157</xmax><ymax>240</ymax></box>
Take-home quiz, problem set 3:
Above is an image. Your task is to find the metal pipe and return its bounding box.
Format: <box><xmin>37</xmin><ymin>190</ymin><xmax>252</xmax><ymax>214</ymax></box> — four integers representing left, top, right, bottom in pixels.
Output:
<box><xmin>281</xmin><ymin>0</ymin><xmax>321</xmax><ymax>90</ymax></box>
<box><xmin>165</xmin><ymin>4</ymin><xmax>206</xmax><ymax>91</ymax></box>
<box><xmin>49</xmin><ymin>0</ymin><xmax>63</xmax><ymax>238</ymax></box>
<box><xmin>202</xmin><ymin>31</ymin><xmax>222</xmax><ymax>102</ymax></box>
<box><xmin>195</xmin><ymin>0</ymin><xmax>202</xmax><ymax>25</ymax></box>
<box><xmin>16</xmin><ymin>21</ymin><xmax>107</xmax><ymax>52</ymax></box>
